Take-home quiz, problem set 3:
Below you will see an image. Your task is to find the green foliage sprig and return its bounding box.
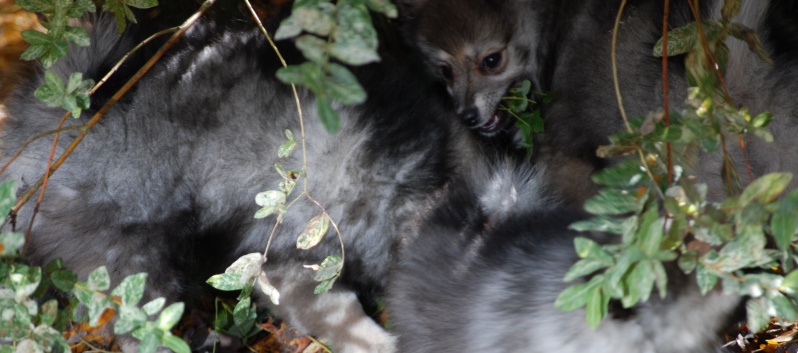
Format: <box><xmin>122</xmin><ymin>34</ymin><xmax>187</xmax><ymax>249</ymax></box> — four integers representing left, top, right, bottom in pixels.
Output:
<box><xmin>499</xmin><ymin>80</ymin><xmax>550</xmax><ymax>156</ymax></box>
<box><xmin>273</xmin><ymin>0</ymin><xmax>398</xmax><ymax>133</ymax></box>
<box><xmin>0</xmin><ymin>181</ymin><xmax>189</xmax><ymax>353</ymax></box>
<box><xmin>555</xmin><ymin>0</ymin><xmax>796</xmax><ymax>334</ymax></box>
<box><xmin>17</xmin><ymin>0</ymin><xmax>158</xmax><ymax>118</ymax></box>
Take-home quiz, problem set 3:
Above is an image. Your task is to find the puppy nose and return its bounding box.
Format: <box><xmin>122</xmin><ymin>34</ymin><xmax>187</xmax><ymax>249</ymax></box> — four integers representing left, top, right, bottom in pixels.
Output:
<box><xmin>460</xmin><ymin>108</ymin><xmax>479</xmax><ymax>127</ymax></box>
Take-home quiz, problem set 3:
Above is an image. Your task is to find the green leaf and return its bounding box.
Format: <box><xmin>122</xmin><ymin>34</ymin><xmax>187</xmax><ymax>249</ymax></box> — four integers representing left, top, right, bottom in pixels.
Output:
<box><xmin>278</xmin><ymin>62</ymin><xmax>325</xmax><ymax>93</ymax></box>
<box><xmin>727</xmin><ymin>22</ymin><xmax>773</xmax><ymax>65</ymax></box>
<box><xmin>563</xmin><ymin>258</ymin><xmax>610</xmax><ymax>282</ymax></box>
<box><xmin>781</xmin><ymin>270</ymin><xmax>798</xmax><ymax>295</ymax></box>
<box><xmin>652</xmin><ymin>259</ymin><xmax>668</xmax><ymax>299</ymax></box>
<box><xmin>278</xmin><ymin>3</ymin><xmax>336</xmax><ymax>39</ymax></box>
<box><xmin>275</xmin><ymin>15</ymin><xmax>303</xmax><ymax>40</ymax></box>
<box><xmin>278</xmin><ymin>130</ymin><xmax>298</xmax><ymax>158</ymax></box>
<box><xmin>39</xmin><ymin>299</ymin><xmax>58</xmax><ymax>326</ymax></box>
<box><xmin>653</xmin><ymin>22</ymin><xmax>699</xmax><ymax>57</ymax></box>
<box><xmin>0</xmin><ymin>232</ymin><xmax>24</xmax><ymax>256</ymax></box>
<box><xmin>721</xmin><ymin>0</ymin><xmax>741</xmax><ymax>20</ymax></box>
<box><xmin>591</xmin><ymin>160</ymin><xmax>645</xmax><ymax>187</ymax></box>
<box><xmin>111</xmin><ymin>273</ymin><xmax>147</xmax><ymax>306</ymax></box>
<box><xmin>162</xmin><ymin>333</ymin><xmax>191</xmax><ymax>353</ymax></box>
<box><xmin>637</xmin><ymin>206</ymin><xmax>663</xmax><ymax>256</ymax></box>
<box><xmin>207</xmin><ymin>273</ymin><xmax>244</xmax><ymax>291</ymax></box>
<box><xmin>102</xmin><ymin>0</ymin><xmax>152</xmax><ymax>32</ymax></box>
<box><xmin>696</xmin><ymin>264</ymin><xmax>718</xmax><ymax>295</ymax></box>
<box><xmin>87</xmin><ymin>266</ymin><xmax>110</xmax><ymax>291</ymax></box>
<box><xmin>142</xmin><ymin>297</ymin><xmax>166</xmax><ymax>316</ymax></box>
<box><xmin>315</xmin><ymin>95</ymin><xmax>340</xmax><ymax>133</ymax></box>
<box><xmin>585</xmin><ymin>283</ymin><xmax>607</xmax><ymax>329</ymax></box>
<box><xmin>66</xmin><ymin>0</ymin><xmax>97</xmax><ymax>18</ymax></box>
<box><xmin>621</xmin><ymin>259</ymin><xmax>655</xmax><ymax>308</ymax></box>
<box><xmin>771</xmin><ymin>190</ymin><xmax>798</xmax><ymax>252</ymax></box>
<box><xmin>20</xmin><ymin>30</ymin><xmax>68</xmax><ymax>67</ymax></box>
<box><xmin>156</xmin><ymin>302</ymin><xmax>184</xmax><ymax>331</ymax></box>
<box><xmin>254</xmin><ymin>190</ymin><xmax>287</xmax><ymax>219</ymax></box>
<box><xmin>584</xmin><ymin>188</ymin><xmax>642</xmax><ymax>216</ymax></box>
<box><xmin>86</xmin><ymin>292</ymin><xmax>114</xmax><ymax>327</ymax></box>
<box><xmin>572</xmin><ymin>237</ymin><xmax>614</xmax><ymax>266</ymax></box>
<box><xmin>127</xmin><ymin>0</ymin><xmax>159</xmax><ymax>9</ymax></box>
<box><xmin>738</xmin><ymin>172</ymin><xmax>792</xmax><ymax>206</ymax></box>
<box><xmin>678</xmin><ymin>251</ymin><xmax>698</xmax><ymax>274</ymax></box>
<box><xmin>365</xmin><ymin>0</ymin><xmax>398</xmax><ymax>17</ymax></box>
<box><xmin>137</xmin><ymin>329</ymin><xmax>161</xmax><ymax>353</ymax></box>
<box><xmin>314</xmin><ymin>255</ymin><xmax>343</xmax><ymax>282</ymax></box>
<box><xmin>16</xmin><ymin>0</ymin><xmax>56</xmax><ymax>13</ymax></box>
<box><xmin>63</xmin><ymin>26</ymin><xmax>90</xmax><ymax>46</ymax></box>
<box><xmin>34</xmin><ymin>71</ymin><xmax>93</xmax><ymax>118</ymax></box>
<box><xmin>0</xmin><ymin>181</ymin><xmax>16</xmax><ymax>217</ymax></box>
<box><xmin>297</xmin><ymin>214</ymin><xmax>330</xmax><ymax>250</ymax></box>
<box><xmin>115</xmin><ymin>304</ymin><xmax>147</xmax><ymax>334</ymax></box>
<box><xmin>555</xmin><ymin>276</ymin><xmax>602</xmax><ymax>311</ymax></box>
<box><xmin>295</xmin><ymin>35</ymin><xmax>328</xmax><ymax>64</ymax></box>
<box><xmin>325</xmin><ymin>63</ymin><xmax>367</xmax><ymax>105</ymax></box>
<box><xmin>330</xmin><ymin>4</ymin><xmax>380</xmax><ymax>66</ymax></box>
<box><xmin>746</xmin><ymin>298</ymin><xmax>770</xmax><ymax>333</ymax></box>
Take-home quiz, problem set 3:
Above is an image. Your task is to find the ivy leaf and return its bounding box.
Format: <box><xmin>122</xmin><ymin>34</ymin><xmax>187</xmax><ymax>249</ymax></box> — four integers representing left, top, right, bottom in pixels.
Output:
<box><xmin>34</xmin><ymin>71</ymin><xmax>94</xmax><ymax>118</ymax></box>
<box><xmin>156</xmin><ymin>302</ymin><xmax>184</xmax><ymax>331</ymax></box>
<box><xmin>746</xmin><ymin>297</ymin><xmax>770</xmax><ymax>333</ymax></box>
<box><xmin>585</xmin><ymin>283</ymin><xmax>608</xmax><ymax>329</ymax></box>
<box><xmin>330</xmin><ymin>3</ymin><xmax>380</xmax><ymax>66</ymax></box>
<box><xmin>111</xmin><ymin>273</ymin><xmax>147</xmax><ymax>306</ymax></box>
<box><xmin>365</xmin><ymin>0</ymin><xmax>398</xmax><ymax>17</ymax></box>
<box><xmin>162</xmin><ymin>333</ymin><xmax>191</xmax><ymax>353</ymax></box>
<box><xmin>277</xmin><ymin>130</ymin><xmax>298</xmax><ymax>158</ymax></box>
<box><xmin>584</xmin><ymin>188</ymin><xmax>642</xmax><ymax>216</ymax></box>
<box><xmin>295</xmin><ymin>35</ymin><xmax>328</xmax><ymax>65</ymax></box>
<box><xmin>738</xmin><ymin>172</ymin><xmax>792</xmax><ymax>206</ymax></box>
<box><xmin>87</xmin><ymin>266</ymin><xmax>110</xmax><ymax>291</ymax></box>
<box><xmin>142</xmin><ymin>297</ymin><xmax>166</xmax><ymax>316</ymax></box>
<box><xmin>315</xmin><ymin>94</ymin><xmax>340</xmax><ymax>134</ymax></box>
<box><xmin>325</xmin><ymin>63</ymin><xmax>367</xmax><ymax>105</ymax></box>
<box><xmin>254</xmin><ymin>190</ymin><xmax>287</xmax><ymax>219</ymax></box>
<box><xmin>20</xmin><ymin>30</ymin><xmax>68</xmax><ymax>68</ymax></box>
<box><xmin>102</xmin><ymin>0</ymin><xmax>158</xmax><ymax>32</ymax></box>
<box><xmin>311</xmin><ymin>255</ymin><xmax>343</xmax><ymax>294</ymax></box>
<box><xmin>772</xmin><ymin>190</ymin><xmax>798</xmax><ymax>253</ymax></box>
<box><xmin>0</xmin><ymin>232</ymin><xmax>24</xmax><ymax>256</ymax></box>
<box><xmin>555</xmin><ymin>276</ymin><xmax>602</xmax><ymax>311</ymax></box>
<box><xmin>297</xmin><ymin>214</ymin><xmax>330</xmax><ymax>250</ymax></box>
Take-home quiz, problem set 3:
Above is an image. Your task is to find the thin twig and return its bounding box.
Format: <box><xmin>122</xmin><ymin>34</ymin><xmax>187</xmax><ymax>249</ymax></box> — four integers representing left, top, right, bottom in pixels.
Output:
<box><xmin>23</xmin><ymin>112</ymin><xmax>69</xmax><ymax>254</ymax></box>
<box><xmin>0</xmin><ymin>126</ymin><xmax>84</xmax><ymax>177</ymax></box>
<box><xmin>611</xmin><ymin>0</ymin><xmax>631</xmax><ymax>133</ymax></box>
<box><xmin>662</xmin><ymin>0</ymin><xmax>674</xmax><ymax>186</ymax></box>
<box><xmin>11</xmin><ymin>0</ymin><xmax>218</xmax><ymax>215</ymax></box>
<box><xmin>243</xmin><ymin>0</ymin><xmax>344</xmax><ymax>267</ymax></box>
<box><xmin>91</xmin><ymin>27</ymin><xmax>179</xmax><ymax>95</ymax></box>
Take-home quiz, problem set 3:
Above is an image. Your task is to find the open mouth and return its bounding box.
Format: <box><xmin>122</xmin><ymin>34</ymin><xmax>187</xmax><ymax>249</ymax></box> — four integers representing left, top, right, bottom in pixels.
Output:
<box><xmin>477</xmin><ymin>108</ymin><xmax>510</xmax><ymax>135</ymax></box>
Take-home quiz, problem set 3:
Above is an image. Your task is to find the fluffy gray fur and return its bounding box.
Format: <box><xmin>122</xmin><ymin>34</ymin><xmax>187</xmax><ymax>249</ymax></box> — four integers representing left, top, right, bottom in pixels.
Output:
<box><xmin>1</xmin><ymin>16</ymin><xmax>465</xmax><ymax>353</ymax></box>
<box><xmin>388</xmin><ymin>158</ymin><xmax>740</xmax><ymax>353</ymax></box>
<box><xmin>400</xmin><ymin>0</ymin><xmax>798</xmax><ymax>201</ymax></box>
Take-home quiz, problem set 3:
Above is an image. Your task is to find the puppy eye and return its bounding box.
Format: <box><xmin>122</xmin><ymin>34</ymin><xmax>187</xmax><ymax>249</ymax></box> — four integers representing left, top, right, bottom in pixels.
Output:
<box><xmin>480</xmin><ymin>52</ymin><xmax>503</xmax><ymax>72</ymax></box>
<box><xmin>440</xmin><ymin>64</ymin><xmax>454</xmax><ymax>81</ymax></box>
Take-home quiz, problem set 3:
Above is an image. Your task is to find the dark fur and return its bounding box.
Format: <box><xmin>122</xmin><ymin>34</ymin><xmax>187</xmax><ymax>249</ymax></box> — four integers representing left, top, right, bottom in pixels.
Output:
<box><xmin>388</xmin><ymin>159</ymin><xmax>740</xmax><ymax>353</ymax></box>
<box><xmin>400</xmin><ymin>0</ymin><xmax>798</xmax><ymax>202</ymax></box>
<box><xmin>1</xmin><ymin>16</ymin><xmax>467</xmax><ymax>352</ymax></box>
